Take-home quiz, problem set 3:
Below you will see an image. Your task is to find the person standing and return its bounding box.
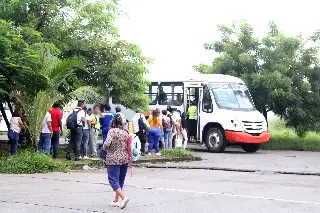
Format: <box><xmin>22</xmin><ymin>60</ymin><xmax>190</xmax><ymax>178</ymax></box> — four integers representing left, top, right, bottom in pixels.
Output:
<box><xmin>103</xmin><ymin>114</ymin><xmax>130</xmax><ymax>209</ymax></box>
<box><xmin>88</xmin><ymin>104</ymin><xmax>103</xmax><ymax>157</ymax></box>
<box><xmin>115</xmin><ymin>106</ymin><xmax>127</xmax><ymax>128</ymax></box>
<box><xmin>181</xmin><ymin>112</ymin><xmax>188</xmax><ymax>149</ymax></box>
<box><xmin>50</xmin><ymin>103</ymin><xmax>63</xmax><ymax>159</ymax></box>
<box><xmin>147</xmin><ymin>108</ymin><xmax>162</xmax><ymax>155</ymax></box>
<box><xmin>166</xmin><ymin>106</ymin><xmax>174</xmax><ymax>148</ymax></box>
<box><xmin>161</xmin><ymin>110</ymin><xmax>171</xmax><ymax>149</ymax></box>
<box><xmin>187</xmin><ymin>101</ymin><xmax>198</xmax><ymax>142</ymax></box>
<box><xmin>38</xmin><ymin>110</ymin><xmax>53</xmax><ymax>155</ymax></box>
<box><xmin>8</xmin><ymin>109</ymin><xmax>24</xmax><ymax>155</ymax></box>
<box><xmin>100</xmin><ymin>104</ymin><xmax>114</xmax><ymax>142</ymax></box>
<box><xmin>132</xmin><ymin>109</ymin><xmax>149</xmax><ymax>155</ymax></box>
<box><xmin>81</xmin><ymin>106</ymin><xmax>91</xmax><ymax>159</ymax></box>
<box><xmin>66</xmin><ymin>100</ymin><xmax>85</xmax><ymax>161</ymax></box>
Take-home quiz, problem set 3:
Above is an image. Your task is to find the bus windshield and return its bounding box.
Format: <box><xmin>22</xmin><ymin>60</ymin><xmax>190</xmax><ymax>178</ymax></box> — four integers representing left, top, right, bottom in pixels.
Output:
<box><xmin>209</xmin><ymin>83</ymin><xmax>255</xmax><ymax>111</ymax></box>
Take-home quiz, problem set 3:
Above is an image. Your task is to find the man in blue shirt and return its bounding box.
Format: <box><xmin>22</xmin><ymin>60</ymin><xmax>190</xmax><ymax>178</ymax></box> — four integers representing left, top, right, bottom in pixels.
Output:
<box><xmin>100</xmin><ymin>104</ymin><xmax>114</xmax><ymax>142</ymax></box>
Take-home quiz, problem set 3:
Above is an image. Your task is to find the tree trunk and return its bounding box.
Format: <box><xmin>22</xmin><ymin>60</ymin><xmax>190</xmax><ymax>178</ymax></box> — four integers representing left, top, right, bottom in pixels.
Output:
<box><xmin>5</xmin><ymin>95</ymin><xmax>13</xmax><ymax>114</ymax></box>
<box><xmin>0</xmin><ymin>102</ymin><xmax>10</xmax><ymax>129</ymax></box>
<box><xmin>262</xmin><ymin>108</ymin><xmax>268</xmax><ymax>128</ymax></box>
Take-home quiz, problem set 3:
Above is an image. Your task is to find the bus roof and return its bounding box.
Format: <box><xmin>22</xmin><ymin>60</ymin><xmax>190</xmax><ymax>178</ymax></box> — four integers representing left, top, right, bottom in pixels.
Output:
<box><xmin>146</xmin><ymin>73</ymin><xmax>245</xmax><ymax>84</ymax></box>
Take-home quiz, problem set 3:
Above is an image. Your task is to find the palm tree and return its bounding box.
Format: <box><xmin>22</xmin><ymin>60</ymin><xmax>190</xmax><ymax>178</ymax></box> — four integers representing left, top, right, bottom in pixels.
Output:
<box><xmin>15</xmin><ymin>53</ymin><xmax>100</xmax><ymax>147</ymax></box>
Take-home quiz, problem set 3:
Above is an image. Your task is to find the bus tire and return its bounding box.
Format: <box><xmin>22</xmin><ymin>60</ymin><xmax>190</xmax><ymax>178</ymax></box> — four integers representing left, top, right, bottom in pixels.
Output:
<box><xmin>205</xmin><ymin>127</ymin><xmax>226</xmax><ymax>153</ymax></box>
<box><xmin>241</xmin><ymin>144</ymin><xmax>261</xmax><ymax>153</ymax></box>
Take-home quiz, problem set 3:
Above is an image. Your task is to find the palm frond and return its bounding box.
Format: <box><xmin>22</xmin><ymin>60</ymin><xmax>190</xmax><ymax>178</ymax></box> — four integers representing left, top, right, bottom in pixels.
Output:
<box><xmin>48</xmin><ymin>57</ymin><xmax>84</xmax><ymax>88</ymax></box>
<box><xmin>23</xmin><ymin>91</ymin><xmax>62</xmax><ymax>145</ymax></box>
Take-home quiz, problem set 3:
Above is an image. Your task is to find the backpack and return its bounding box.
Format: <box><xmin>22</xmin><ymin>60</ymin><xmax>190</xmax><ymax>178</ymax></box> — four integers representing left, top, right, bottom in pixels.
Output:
<box><xmin>138</xmin><ymin>114</ymin><xmax>147</xmax><ymax>132</ymax></box>
<box><xmin>66</xmin><ymin>110</ymin><xmax>80</xmax><ymax>130</ymax></box>
<box><xmin>162</xmin><ymin>117</ymin><xmax>169</xmax><ymax>130</ymax></box>
<box><xmin>128</xmin><ymin>135</ymin><xmax>141</xmax><ymax>162</ymax></box>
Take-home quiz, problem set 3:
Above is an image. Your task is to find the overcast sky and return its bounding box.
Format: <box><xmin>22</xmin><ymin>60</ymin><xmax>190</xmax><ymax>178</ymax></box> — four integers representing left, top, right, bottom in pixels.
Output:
<box><xmin>116</xmin><ymin>0</ymin><xmax>320</xmax><ymax>80</ymax></box>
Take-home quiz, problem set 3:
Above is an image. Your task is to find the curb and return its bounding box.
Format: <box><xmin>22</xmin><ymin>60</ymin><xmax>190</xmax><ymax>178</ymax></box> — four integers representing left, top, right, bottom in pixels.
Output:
<box><xmin>132</xmin><ymin>164</ymin><xmax>320</xmax><ymax>176</ymax></box>
<box><xmin>134</xmin><ymin>156</ymin><xmax>202</xmax><ymax>164</ymax></box>
<box><xmin>68</xmin><ymin>156</ymin><xmax>202</xmax><ymax>170</ymax></box>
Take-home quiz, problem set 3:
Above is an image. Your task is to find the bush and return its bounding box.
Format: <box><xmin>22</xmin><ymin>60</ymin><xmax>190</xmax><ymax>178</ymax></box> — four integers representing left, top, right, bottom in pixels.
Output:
<box><xmin>262</xmin><ymin>119</ymin><xmax>320</xmax><ymax>151</ymax></box>
<box><xmin>0</xmin><ymin>151</ymin><xmax>69</xmax><ymax>174</ymax></box>
<box><xmin>162</xmin><ymin>148</ymin><xmax>194</xmax><ymax>158</ymax></box>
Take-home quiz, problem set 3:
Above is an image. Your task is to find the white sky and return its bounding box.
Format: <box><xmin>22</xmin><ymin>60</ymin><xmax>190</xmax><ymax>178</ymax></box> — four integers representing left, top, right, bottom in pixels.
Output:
<box><xmin>116</xmin><ymin>0</ymin><xmax>320</xmax><ymax>80</ymax></box>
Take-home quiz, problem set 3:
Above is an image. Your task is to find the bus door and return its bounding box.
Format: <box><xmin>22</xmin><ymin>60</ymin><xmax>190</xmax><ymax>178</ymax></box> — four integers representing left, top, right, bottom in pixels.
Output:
<box><xmin>197</xmin><ymin>84</ymin><xmax>213</xmax><ymax>142</ymax></box>
<box><xmin>184</xmin><ymin>82</ymin><xmax>201</xmax><ymax>113</ymax></box>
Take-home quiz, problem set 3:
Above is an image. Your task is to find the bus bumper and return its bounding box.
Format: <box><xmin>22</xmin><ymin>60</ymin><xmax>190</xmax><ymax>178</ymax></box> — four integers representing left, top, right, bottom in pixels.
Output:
<box><xmin>225</xmin><ymin>131</ymin><xmax>270</xmax><ymax>144</ymax></box>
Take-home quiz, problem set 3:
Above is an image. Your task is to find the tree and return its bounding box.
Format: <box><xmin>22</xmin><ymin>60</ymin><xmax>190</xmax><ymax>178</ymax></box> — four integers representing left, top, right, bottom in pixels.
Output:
<box><xmin>0</xmin><ymin>19</ymin><xmax>48</xmax><ymax>128</ymax></box>
<box><xmin>196</xmin><ymin>21</ymin><xmax>320</xmax><ymax>136</ymax></box>
<box><xmin>15</xmin><ymin>52</ymin><xmax>100</xmax><ymax>147</ymax></box>
<box><xmin>0</xmin><ymin>0</ymin><xmax>150</xmax><ymax>110</ymax></box>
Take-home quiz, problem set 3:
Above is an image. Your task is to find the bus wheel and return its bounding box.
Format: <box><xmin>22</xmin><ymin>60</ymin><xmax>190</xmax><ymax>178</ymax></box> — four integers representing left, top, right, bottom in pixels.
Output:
<box><xmin>205</xmin><ymin>127</ymin><xmax>226</xmax><ymax>153</ymax></box>
<box><xmin>241</xmin><ymin>144</ymin><xmax>261</xmax><ymax>153</ymax></box>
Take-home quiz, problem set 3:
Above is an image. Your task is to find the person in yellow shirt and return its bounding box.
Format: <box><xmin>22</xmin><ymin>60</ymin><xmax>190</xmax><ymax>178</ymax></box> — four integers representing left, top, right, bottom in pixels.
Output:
<box><xmin>187</xmin><ymin>101</ymin><xmax>197</xmax><ymax>142</ymax></box>
<box><xmin>147</xmin><ymin>108</ymin><xmax>162</xmax><ymax>155</ymax></box>
<box><xmin>88</xmin><ymin>104</ymin><xmax>103</xmax><ymax>157</ymax></box>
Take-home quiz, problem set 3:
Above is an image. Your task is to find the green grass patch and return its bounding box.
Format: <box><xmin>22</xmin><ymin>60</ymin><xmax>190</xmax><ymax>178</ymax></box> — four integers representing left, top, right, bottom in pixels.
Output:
<box><xmin>0</xmin><ymin>151</ymin><xmax>69</xmax><ymax>174</ymax></box>
<box><xmin>161</xmin><ymin>148</ymin><xmax>194</xmax><ymax>158</ymax></box>
<box><xmin>263</xmin><ymin>119</ymin><xmax>320</xmax><ymax>151</ymax></box>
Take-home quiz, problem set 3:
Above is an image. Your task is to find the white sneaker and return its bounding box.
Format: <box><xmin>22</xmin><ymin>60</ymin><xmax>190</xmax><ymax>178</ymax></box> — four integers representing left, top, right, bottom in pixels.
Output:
<box><xmin>120</xmin><ymin>196</ymin><xmax>129</xmax><ymax>209</ymax></box>
<box><xmin>148</xmin><ymin>152</ymin><xmax>152</xmax><ymax>156</ymax></box>
<box><xmin>156</xmin><ymin>152</ymin><xmax>161</xmax><ymax>156</ymax></box>
<box><xmin>83</xmin><ymin>156</ymin><xmax>89</xmax><ymax>160</ymax></box>
<box><xmin>109</xmin><ymin>201</ymin><xmax>120</xmax><ymax>207</ymax></box>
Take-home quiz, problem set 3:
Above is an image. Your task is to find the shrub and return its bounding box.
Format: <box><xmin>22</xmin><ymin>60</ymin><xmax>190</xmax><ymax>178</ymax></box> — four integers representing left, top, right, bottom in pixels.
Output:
<box><xmin>162</xmin><ymin>148</ymin><xmax>194</xmax><ymax>158</ymax></box>
<box><xmin>0</xmin><ymin>151</ymin><xmax>69</xmax><ymax>174</ymax></box>
<box><xmin>263</xmin><ymin>119</ymin><xmax>320</xmax><ymax>151</ymax></box>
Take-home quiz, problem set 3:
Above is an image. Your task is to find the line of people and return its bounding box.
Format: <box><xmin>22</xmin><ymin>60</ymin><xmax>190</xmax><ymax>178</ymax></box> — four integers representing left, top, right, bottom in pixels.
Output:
<box><xmin>66</xmin><ymin>101</ymin><xmax>127</xmax><ymax>161</ymax></box>
<box><xmin>132</xmin><ymin>105</ymin><xmax>189</xmax><ymax>156</ymax></box>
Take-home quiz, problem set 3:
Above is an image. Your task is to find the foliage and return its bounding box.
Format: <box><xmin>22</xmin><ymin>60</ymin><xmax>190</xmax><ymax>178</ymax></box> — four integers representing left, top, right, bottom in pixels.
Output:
<box><xmin>15</xmin><ymin>53</ymin><xmax>101</xmax><ymax>146</ymax></box>
<box><xmin>0</xmin><ymin>151</ymin><xmax>69</xmax><ymax>174</ymax></box>
<box><xmin>262</xmin><ymin>119</ymin><xmax>320</xmax><ymax>151</ymax></box>
<box><xmin>162</xmin><ymin>148</ymin><xmax>194</xmax><ymax>158</ymax></box>
<box><xmin>0</xmin><ymin>20</ymin><xmax>47</xmax><ymax>97</ymax></box>
<box><xmin>0</xmin><ymin>0</ymin><xmax>150</xmax><ymax>111</ymax></box>
<box><xmin>196</xmin><ymin>21</ymin><xmax>320</xmax><ymax>136</ymax></box>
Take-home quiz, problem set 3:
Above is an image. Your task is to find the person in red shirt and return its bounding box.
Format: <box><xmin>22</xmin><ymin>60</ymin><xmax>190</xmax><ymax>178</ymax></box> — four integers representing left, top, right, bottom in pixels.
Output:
<box><xmin>50</xmin><ymin>102</ymin><xmax>63</xmax><ymax>159</ymax></box>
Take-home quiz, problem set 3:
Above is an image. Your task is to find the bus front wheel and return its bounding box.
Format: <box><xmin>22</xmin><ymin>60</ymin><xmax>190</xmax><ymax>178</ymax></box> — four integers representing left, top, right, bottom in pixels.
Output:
<box><xmin>241</xmin><ymin>144</ymin><xmax>261</xmax><ymax>153</ymax></box>
<box><xmin>205</xmin><ymin>127</ymin><xmax>227</xmax><ymax>153</ymax></box>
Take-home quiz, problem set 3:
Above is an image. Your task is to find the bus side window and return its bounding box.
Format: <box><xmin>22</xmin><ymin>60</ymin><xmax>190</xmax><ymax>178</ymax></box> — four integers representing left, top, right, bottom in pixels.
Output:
<box><xmin>202</xmin><ymin>86</ymin><xmax>213</xmax><ymax>113</ymax></box>
<box><xmin>145</xmin><ymin>83</ymin><xmax>159</xmax><ymax>105</ymax></box>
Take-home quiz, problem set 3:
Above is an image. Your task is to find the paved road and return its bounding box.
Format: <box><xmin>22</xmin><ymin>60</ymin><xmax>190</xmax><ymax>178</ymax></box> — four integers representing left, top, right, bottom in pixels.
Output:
<box><xmin>1</xmin><ymin>166</ymin><xmax>320</xmax><ymax>213</ymax></box>
<box><xmin>149</xmin><ymin>148</ymin><xmax>320</xmax><ymax>174</ymax></box>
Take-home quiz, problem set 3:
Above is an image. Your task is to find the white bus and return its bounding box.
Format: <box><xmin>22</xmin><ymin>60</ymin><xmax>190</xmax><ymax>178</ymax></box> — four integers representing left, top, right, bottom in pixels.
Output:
<box><xmin>109</xmin><ymin>73</ymin><xmax>270</xmax><ymax>153</ymax></box>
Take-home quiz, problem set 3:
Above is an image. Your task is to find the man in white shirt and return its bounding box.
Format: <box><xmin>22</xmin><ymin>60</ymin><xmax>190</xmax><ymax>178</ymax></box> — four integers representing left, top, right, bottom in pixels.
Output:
<box><xmin>132</xmin><ymin>110</ymin><xmax>149</xmax><ymax>155</ymax></box>
<box><xmin>38</xmin><ymin>111</ymin><xmax>52</xmax><ymax>155</ymax></box>
<box><xmin>67</xmin><ymin>100</ymin><xmax>85</xmax><ymax>161</ymax></box>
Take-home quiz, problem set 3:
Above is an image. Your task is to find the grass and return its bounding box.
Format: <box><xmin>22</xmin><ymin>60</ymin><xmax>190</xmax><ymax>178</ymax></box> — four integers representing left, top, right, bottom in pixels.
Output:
<box><xmin>262</xmin><ymin>119</ymin><xmax>320</xmax><ymax>151</ymax></box>
<box><xmin>0</xmin><ymin>151</ymin><xmax>69</xmax><ymax>174</ymax></box>
<box><xmin>161</xmin><ymin>148</ymin><xmax>194</xmax><ymax>158</ymax></box>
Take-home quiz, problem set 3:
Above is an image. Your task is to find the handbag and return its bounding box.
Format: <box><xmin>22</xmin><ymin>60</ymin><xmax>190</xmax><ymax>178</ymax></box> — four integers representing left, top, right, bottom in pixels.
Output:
<box><xmin>175</xmin><ymin>135</ymin><xmax>183</xmax><ymax>148</ymax></box>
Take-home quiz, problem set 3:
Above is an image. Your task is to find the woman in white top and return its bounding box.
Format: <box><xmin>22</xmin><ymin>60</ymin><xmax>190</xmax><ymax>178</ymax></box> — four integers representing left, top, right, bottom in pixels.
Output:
<box><xmin>8</xmin><ymin>109</ymin><xmax>24</xmax><ymax>155</ymax></box>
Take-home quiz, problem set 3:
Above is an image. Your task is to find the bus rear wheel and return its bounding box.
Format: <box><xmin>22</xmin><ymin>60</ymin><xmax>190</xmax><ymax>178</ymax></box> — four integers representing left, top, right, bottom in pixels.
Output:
<box><xmin>205</xmin><ymin>127</ymin><xmax>226</xmax><ymax>153</ymax></box>
<box><xmin>241</xmin><ymin>144</ymin><xmax>261</xmax><ymax>153</ymax></box>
